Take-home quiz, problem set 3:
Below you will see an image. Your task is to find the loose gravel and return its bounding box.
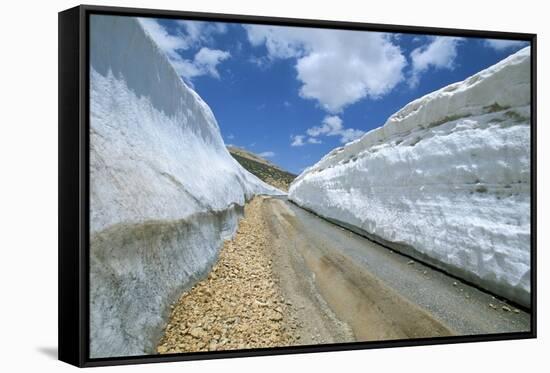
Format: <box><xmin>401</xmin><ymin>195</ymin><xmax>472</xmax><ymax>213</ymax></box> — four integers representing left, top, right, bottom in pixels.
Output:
<box><xmin>157</xmin><ymin>197</ymin><xmax>299</xmax><ymax>354</ymax></box>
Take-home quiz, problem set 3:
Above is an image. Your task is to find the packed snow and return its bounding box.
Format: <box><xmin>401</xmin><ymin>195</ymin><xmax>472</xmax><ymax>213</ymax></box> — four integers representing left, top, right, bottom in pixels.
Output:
<box><xmin>89</xmin><ymin>15</ymin><xmax>282</xmax><ymax>358</ymax></box>
<box><xmin>289</xmin><ymin>47</ymin><xmax>531</xmax><ymax>307</ymax></box>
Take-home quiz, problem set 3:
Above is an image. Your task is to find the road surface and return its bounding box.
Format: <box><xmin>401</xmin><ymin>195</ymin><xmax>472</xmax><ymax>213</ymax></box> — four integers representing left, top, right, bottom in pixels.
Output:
<box><xmin>259</xmin><ymin>195</ymin><xmax>530</xmax><ymax>344</ymax></box>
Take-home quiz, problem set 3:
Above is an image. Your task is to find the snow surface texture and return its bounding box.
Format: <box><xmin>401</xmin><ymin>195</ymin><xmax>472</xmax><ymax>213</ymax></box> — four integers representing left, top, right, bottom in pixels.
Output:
<box><xmin>289</xmin><ymin>48</ymin><xmax>531</xmax><ymax>307</ymax></box>
<box><xmin>89</xmin><ymin>15</ymin><xmax>282</xmax><ymax>358</ymax></box>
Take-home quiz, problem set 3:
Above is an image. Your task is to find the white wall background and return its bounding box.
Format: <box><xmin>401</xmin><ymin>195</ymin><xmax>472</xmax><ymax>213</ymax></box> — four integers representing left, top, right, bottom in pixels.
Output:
<box><xmin>0</xmin><ymin>0</ymin><xmax>546</xmax><ymax>371</ymax></box>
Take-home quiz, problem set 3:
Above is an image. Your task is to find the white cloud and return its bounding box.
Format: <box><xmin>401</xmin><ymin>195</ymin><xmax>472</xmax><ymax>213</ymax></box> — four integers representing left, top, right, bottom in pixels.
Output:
<box><xmin>307</xmin><ymin>137</ymin><xmax>322</xmax><ymax>144</ymax></box>
<box><xmin>139</xmin><ymin>18</ymin><xmax>230</xmax><ymax>81</ymax></box>
<box><xmin>339</xmin><ymin>128</ymin><xmax>366</xmax><ymax>143</ymax></box>
<box><xmin>294</xmin><ymin>116</ymin><xmax>365</xmax><ymax>145</ymax></box>
<box><xmin>139</xmin><ymin>18</ymin><xmax>191</xmax><ymax>59</ymax></box>
<box><xmin>194</xmin><ymin>48</ymin><xmax>231</xmax><ymax>78</ymax></box>
<box><xmin>305</xmin><ymin>116</ymin><xmax>364</xmax><ymax>144</ymax></box>
<box><xmin>177</xmin><ymin>20</ymin><xmax>227</xmax><ymax>44</ymax></box>
<box><xmin>484</xmin><ymin>39</ymin><xmax>528</xmax><ymax>51</ymax></box>
<box><xmin>258</xmin><ymin>151</ymin><xmax>276</xmax><ymax>158</ymax></box>
<box><xmin>245</xmin><ymin>25</ymin><xmax>307</xmax><ymax>59</ymax></box>
<box><xmin>291</xmin><ymin>135</ymin><xmax>306</xmax><ymax>147</ymax></box>
<box><xmin>170</xmin><ymin>48</ymin><xmax>230</xmax><ymax>80</ymax></box>
<box><xmin>409</xmin><ymin>36</ymin><xmax>464</xmax><ymax>87</ymax></box>
<box><xmin>248</xmin><ymin>55</ymin><xmax>272</xmax><ymax>69</ymax></box>
<box><xmin>306</xmin><ymin>115</ymin><xmax>343</xmax><ymax>137</ymax></box>
<box><xmin>227</xmin><ymin>134</ymin><xmax>235</xmax><ymax>139</ymax></box>
<box><xmin>244</xmin><ymin>25</ymin><xmax>407</xmax><ymax>113</ymax></box>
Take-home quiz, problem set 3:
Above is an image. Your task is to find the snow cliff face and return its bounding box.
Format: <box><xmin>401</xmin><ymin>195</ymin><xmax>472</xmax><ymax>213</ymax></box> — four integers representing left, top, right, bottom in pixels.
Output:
<box><xmin>289</xmin><ymin>48</ymin><xmax>531</xmax><ymax>307</ymax></box>
<box><xmin>89</xmin><ymin>15</ymin><xmax>281</xmax><ymax>358</ymax></box>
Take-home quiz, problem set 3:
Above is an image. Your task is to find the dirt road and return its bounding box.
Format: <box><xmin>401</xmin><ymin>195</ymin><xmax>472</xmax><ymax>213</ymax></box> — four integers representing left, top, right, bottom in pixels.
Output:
<box><xmin>261</xmin><ymin>196</ymin><xmax>530</xmax><ymax>342</ymax></box>
<box><xmin>158</xmin><ymin>196</ymin><xmax>530</xmax><ymax>353</ymax></box>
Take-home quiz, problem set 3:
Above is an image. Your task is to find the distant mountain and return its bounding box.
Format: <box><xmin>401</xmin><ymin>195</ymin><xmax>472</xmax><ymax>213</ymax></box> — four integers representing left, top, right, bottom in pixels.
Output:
<box><xmin>227</xmin><ymin>146</ymin><xmax>297</xmax><ymax>191</ymax></box>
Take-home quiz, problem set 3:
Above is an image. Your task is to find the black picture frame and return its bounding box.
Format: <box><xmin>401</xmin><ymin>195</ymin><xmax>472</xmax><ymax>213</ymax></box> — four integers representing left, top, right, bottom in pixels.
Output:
<box><xmin>58</xmin><ymin>4</ymin><xmax>537</xmax><ymax>368</ymax></box>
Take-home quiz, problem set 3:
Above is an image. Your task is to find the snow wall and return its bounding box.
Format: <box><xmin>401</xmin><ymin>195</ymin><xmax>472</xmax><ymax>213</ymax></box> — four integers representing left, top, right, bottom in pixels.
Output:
<box><xmin>89</xmin><ymin>15</ymin><xmax>281</xmax><ymax>358</ymax></box>
<box><xmin>289</xmin><ymin>48</ymin><xmax>531</xmax><ymax>307</ymax></box>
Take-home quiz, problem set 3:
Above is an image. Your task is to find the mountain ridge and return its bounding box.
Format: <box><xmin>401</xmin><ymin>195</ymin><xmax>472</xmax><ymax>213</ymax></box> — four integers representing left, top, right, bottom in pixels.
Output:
<box><xmin>227</xmin><ymin>146</ymin><xmax>297</xmax><ymax>192</ymax></box>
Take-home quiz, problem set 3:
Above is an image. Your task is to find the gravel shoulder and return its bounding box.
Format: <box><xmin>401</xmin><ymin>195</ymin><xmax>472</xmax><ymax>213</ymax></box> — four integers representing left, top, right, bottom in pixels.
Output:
<box><xmin>156</xmin><ymin>197</ymin><xmax>299</xmax><ymax>354</ymax></box>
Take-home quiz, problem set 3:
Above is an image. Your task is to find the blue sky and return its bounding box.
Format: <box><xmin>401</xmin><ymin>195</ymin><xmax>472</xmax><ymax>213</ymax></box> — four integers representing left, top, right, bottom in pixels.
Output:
<box><xmin>139</xmin><ymin>18</ymin><xmax>528</xmax><ymax>174</ymax></box>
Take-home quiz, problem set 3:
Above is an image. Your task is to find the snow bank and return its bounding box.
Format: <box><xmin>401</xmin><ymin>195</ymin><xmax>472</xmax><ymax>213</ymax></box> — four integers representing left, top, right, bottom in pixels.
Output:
<box><xmin>89</xmin><ymin>15</ymin><xmax>281</xmax><ymax>358</ymax></box>
<box><xmin>289</xmin><ymin>48</ymin><xmax>531</xmax><ymax>307</ymax></box>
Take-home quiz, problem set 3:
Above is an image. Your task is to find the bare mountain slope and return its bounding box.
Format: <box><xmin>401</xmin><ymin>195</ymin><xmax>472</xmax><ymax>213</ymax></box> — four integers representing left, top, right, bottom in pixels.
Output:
<box><xmin>228</xmin><ymin>146</ymin><xmax>297</xmax><ymax>192</ymax></box>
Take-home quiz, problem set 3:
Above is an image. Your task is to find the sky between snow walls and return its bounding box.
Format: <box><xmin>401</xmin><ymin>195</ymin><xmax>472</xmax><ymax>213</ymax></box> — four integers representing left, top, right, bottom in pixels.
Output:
<box><xmin>136</xmin><ymin>16</ymin><xmax>529</xmax><ymax>174</ymax></box>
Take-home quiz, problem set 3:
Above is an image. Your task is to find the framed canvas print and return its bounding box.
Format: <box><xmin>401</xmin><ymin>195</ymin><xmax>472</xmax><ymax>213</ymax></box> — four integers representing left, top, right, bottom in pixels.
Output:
<box><xmin>58</xmin><ymin>4</ymin><xmax>537</xmax><ymax>367</ymax></box>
